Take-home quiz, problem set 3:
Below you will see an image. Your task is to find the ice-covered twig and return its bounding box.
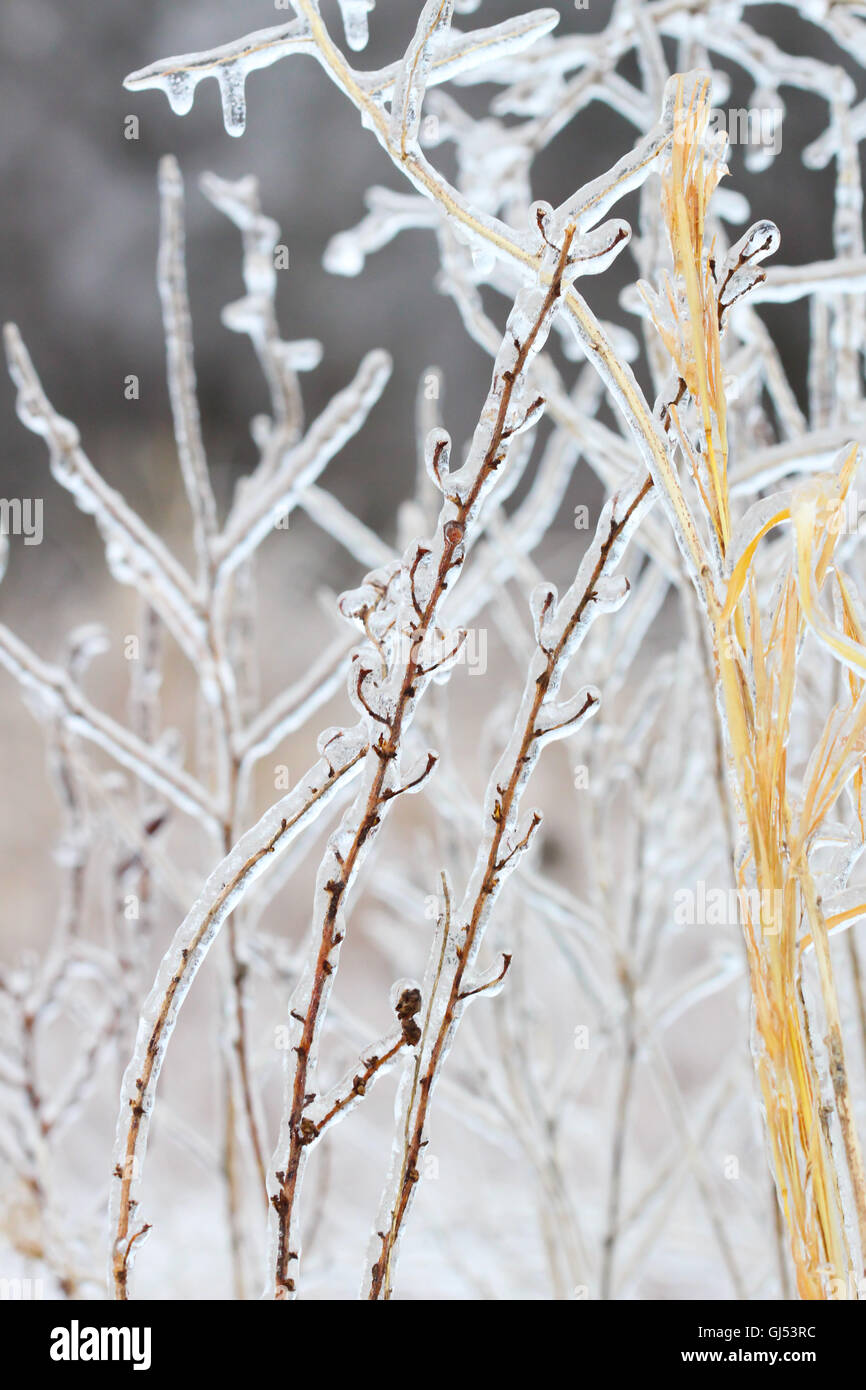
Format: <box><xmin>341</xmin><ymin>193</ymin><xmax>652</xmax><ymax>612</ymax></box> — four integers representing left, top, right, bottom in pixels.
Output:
<box><xmin>367</xmin><ymin>469</ymin><xmax>654</xmax><ymax>1299</ymax></box>
<box><xmin>3</xmin><ymin>324</ymin><xmax>204</xmax><ymax>658</ymax></box>
<box><xmin>109</xmin><ymin>739</ymin><xmax>367</xmax><ymax>1299</ymax></box>
<box><xmin>212</xmin><ymin>350</ymin><xmax>392</xmax><ymax>580</ymax></box>
<box><xmin>0</xmin><ymin>625</ymin><xmax>217</xmax><ymax>830</ymax></box>
<box><xmin>157</xmin><ymin>158</ymin><xmax>218</xmax><ymax>585</ymax></box>
<box><xmin>267</xmin><ymin>226</ymin><xmax>581</xmax><ymax>1300</ymax></box>
<box><xmin>123</xmin><ymin>20</ymin><xmax>317</xmax><ymax>139</ymax></box>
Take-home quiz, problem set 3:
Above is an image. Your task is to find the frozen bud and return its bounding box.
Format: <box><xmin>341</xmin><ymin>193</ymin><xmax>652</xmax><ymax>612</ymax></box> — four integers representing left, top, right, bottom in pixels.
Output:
<box><xmin>591</xmin><ymin>575</ymin><xmax>630</xmax><ymax>612</ymax></box>
<box><xmin>424</xmin><ymin>428</ymin><xmax>452</xmax><ymax>492</ymax></box>
<box><xmin>530</xmin><ymin>583</ymin><xmax>558</xmax><ymax>647</ymax></box>
<box><xmin>726</xmin><ymin>220</ymin><xmax>781</xmax><ymax>270</ymax></box>
<box><xmin>323</xmin><ymin>231</ymin><xmax>365</xmax><ymax>277</ymax></box>
<box><xmin>569</xmin><ymin>219</ymin><xmax>631</xmax><ymax>279</ymax></box>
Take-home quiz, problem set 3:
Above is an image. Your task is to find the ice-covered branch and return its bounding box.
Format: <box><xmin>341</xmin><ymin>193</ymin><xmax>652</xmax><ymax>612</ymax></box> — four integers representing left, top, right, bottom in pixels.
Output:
<box><xmin>4</xmin><ymin>324</ymin><xmax>204</xmax><ymax>658</ymax></box>
<box><xmin>0</xmin><ymin>625</ymin><xmax>217</xmax><ymax>831</ymax></box>
<box><xmin>213</xmin><ymin>350</ymin><xmax>392</xmax><ymax>580</ymax></box>
<box><xmin>266</xmin><ymin>228</ymin><xmax>581</xmax><ymax>1300</ymax></box>
<box><xmin>367</xmin><ymin>469</ymin><xmax>654</xmax><ymax>1298</ymax></box>
<box><xmin>157</xmin><ymin>157</ymin><xmax>218</xmax><ymax>583</ymax></box>
<box><xmin>109</xmin><ymin>737</ymin><xmax>367</xmax><ymax>1298</ymax></box>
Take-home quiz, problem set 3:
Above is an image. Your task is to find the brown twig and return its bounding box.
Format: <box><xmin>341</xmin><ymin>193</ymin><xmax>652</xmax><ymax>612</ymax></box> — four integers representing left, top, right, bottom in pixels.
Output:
<box><xmin>271</xmin><ymin>228</ymin><xmax>579</xmax><ymax>1299</ymax></box>
<box><xmin>111</xmin><ymin>749</ymin><xmax>366</xmax><ymax>1299</ymax></box>
<box><xmin>369</xmin><ymin>474</ymin><xmax>653</xmax><ymax>1299</ymax></box>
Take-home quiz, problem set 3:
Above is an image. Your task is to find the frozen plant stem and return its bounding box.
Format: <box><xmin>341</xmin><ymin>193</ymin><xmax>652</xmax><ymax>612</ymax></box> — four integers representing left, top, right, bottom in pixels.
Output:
<box><xmin>110</xmin><ymin>748</ymin><xmax>367</xmax><ymax>1299</ymax></box>
<box><xmin>643</xmin><ymin>78</ymin><xmax>866</xmax><ymax>1296</ymax></box>
<box><xmin>269</xmin><ymin>227</ymin><xmax>578</xmax><ymax>1299</ymax></box>
<box><xmin>158</xmin><ymin>158</ymin><xmax>265</xmax><ymax>1292</ymax></box>
<box><xmin>368</xmin><ymin>470</ymin><xmax>653</xmax><ymax>1299</ymax></box>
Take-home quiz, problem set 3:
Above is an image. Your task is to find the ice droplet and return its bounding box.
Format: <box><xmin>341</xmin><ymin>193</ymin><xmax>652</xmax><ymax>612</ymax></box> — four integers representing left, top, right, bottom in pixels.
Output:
<box><xmin>338</xmin><ymin>0</ymin><xmax>374</xmax><ymax>52</ymax></box>
<box><xmin>323</xmin><ymin>232</ymin><xmax>365</xmax><ymax>278</ymax></box>
<box><xmin>218</xmin><ymin>61</ymin><xmax>247</xmax><ymax>137</ymax></box>
<box><xmin>164</xmin><ymin>71</ymin><xmax>194</xmax><ymax>116</ymax></box>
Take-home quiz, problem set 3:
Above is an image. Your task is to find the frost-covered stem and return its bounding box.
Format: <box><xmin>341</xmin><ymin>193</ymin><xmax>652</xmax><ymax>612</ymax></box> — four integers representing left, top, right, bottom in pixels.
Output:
<box><xmin>3</xmin><ymin>324</ymin><xmax>204</xmax><ymax>658</ymax></box>
<box><xmin>368</xmin><ymin>472</ymin><xmax>653</xmax><ymax>1300</ymax></box>
<box><xmin>600</xmin><ymin>904</ymin><xmax>641</xmax><ymax>1301</ymax></box>
<box><xmin>157</xmin><ymin>156</ymin><xmax>219</xmax><ymax>586</ymax></box>
<box><xmin>212</xmin><ymin>350</ymin><xmax>392</xmax><ymax>580</ymax></box>
<box><xmin>314</xmin><ymin>1035</ymin><xmax>406</xmax><ymax>1137</ymax></box>
<box><xmin>207</xmin><ymin>560</ymin><xmax>272</xmax><ymax>1251</ymax></box>
<box><xmin>47</xmin><ymin>723</ymin><xmax>90</xmax><ymax>948</ymax></box>
<box><xmin>0</xmin><ymin>625</ymin><xmax>218</xmax><ymax>830</ymax></box>
<box><xmin>491</xmin><ymin>971</ymin><xmax>586</xmax><ymax>1296</ymax></box>
<box><xmin>269</xmin><ymin>228</ymin><xmax>577</xmax><ymax>1300</ymax></box>
<box><xmin>237</xmin><ymin>636</ymin><xmax>352</xmax><ymax>774</ymax></box>
<box><xmin>109</xmin><ymin>747</ymin><xmax>366</xmax><ymax>1299</ymax></box>
<box><xmin>164</xmin><ymin>152</ymin><xmax>264</xmax><ymax>1245</ymax></box>
<box><xmin>120</xmin><ymin>599</ymin><xmax>165</xmax><ymax>994</ymax></box>
<box><xmin>210</xmin><ymin>628</ymin><xmax>269</xmax><ymax>1251</ymax></box>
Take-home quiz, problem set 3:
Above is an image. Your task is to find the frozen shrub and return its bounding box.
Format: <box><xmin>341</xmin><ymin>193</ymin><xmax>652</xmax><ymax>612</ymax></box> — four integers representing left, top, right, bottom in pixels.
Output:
<box><xmin>3</xmin><ymin>0</ymin><xmax>866</xmax><ymax>1301</ymax></box>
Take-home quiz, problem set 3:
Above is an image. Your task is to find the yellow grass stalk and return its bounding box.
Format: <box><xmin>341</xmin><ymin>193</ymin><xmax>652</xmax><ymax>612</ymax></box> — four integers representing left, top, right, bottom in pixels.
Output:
<box><xmin>648</xmin><ymin>76</ymin><xmax>866</xmax><ymax>1298</ymax></box>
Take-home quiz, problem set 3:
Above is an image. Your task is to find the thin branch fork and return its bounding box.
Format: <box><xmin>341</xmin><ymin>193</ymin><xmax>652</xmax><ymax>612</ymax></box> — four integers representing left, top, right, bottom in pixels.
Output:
<box><xmin>458</xmin><ymin>953</ymin><xmax>512</xmax><ymax>1001</ymax></box>
<box><xmin>304</xmin><ymin>1035</ymin><xmax>407</xmax><ymax>1141</ymax></box>
<box><xmin>0</xmin><ymin>625</ymin><xmax>219</xmax><ymax>831</ymax></box>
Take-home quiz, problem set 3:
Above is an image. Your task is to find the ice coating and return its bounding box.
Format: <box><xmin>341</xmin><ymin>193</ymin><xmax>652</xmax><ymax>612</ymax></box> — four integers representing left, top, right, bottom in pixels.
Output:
<box><xmin>323</xmin><ymin>190</ymin><xmax>438</xmax><ymax>278</ymax></box>
<box><xmin>108</xmin><ymin>734</ymin><xmax>369</xmax><ymax>1294</ymax></box>
<box><xmin>364</xmin><ymin>470</ymin><xmax>653</xmax><ymax>1296</ymax></box>
<box><xmin>157</xmin><ymin>158</ymin><xmax>218</xmax><ymax>583</ymax></box>
<box><xmin>389</xmin><ymin>1</ymin><xmax>456</xmax><ymax>157</ymax></box>
<box><xmin>200</xmin><ymin>169</ymin><xmax>325</xmax><ymax>453</ymax></box>
<box><xmin>214</xmin><ymin>349</ymin><xmax>393</xmax><ymax>578</ymax></box>
<box><xmin>3</xmin><ymin>324</ymin><xmax>205</xmax><ymax>660</ymax></box>
<box><xmin>0</xmin><ymin>626</ymin><xmax>217</xmax><ymax>830</ymax></box>
<box><xmin>361</xmin><ymin>9</ymin><xmax>561</xmax><ymax>108</ymax></box>
<box><xmin>264</xmin><ymin>221</ymin><xmax>580</xmax><ymax>1300</ymax></box>
<box><xmin>123</xmin><ymin>21</ymin><xmax>316</xmax><ymax>137</ymax></box>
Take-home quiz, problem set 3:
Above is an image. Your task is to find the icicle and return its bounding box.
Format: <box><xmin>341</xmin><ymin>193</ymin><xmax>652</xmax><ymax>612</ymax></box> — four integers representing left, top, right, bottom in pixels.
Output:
<box><xmin>338</xmin><ymin>0</ymin><xmax>375</xmax><ymax>53</ymax></box>
<box><xmin>217</xmin><ymin>61</ymin><xmax>248</xmax><ymax>137</ymax></box>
